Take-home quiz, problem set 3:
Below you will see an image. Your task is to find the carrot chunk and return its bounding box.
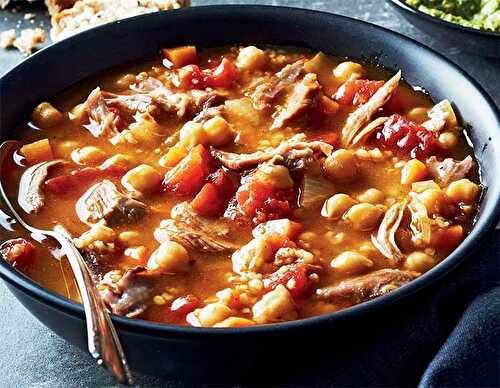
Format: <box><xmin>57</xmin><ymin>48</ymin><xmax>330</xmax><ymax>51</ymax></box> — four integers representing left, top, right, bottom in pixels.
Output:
<box><xmin>164</xmin><ymin>144</ymin><xmax>215</xmax><ymax>195</ymax></box>
<box><xmin>19</xmin><ymin>139</ymin><xmax>53</xmax><ymax>164</ymax></box>
<box><xmin>162</xmin><ymin>46</ymin><xmax>198</xmax><ymax>67</ymax></box>
<box><xmin>191</xmin><ymin>169</ymin><xmax>237</xmax><ymax>217</ymax></box>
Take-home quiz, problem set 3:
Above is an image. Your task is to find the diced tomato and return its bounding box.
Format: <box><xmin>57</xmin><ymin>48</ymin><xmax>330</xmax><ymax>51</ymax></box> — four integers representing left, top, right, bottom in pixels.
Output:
<box><xmin>375</xmin><ymin>114</ymin><xmax>440</xmax><ymax>159</ymax></box>
<box><xmin>170</xmin><ymin>295</ymin><xmax>200</xmax><ymax>316</ymax></box>
<box><xmin>264</xmin><ymin>263</ymin><xmax>310</xmax><ymax>299</ymax></box>
<box><xmin>235</xmin><ymin>174</ymin><xmax>298</xmax><ymax>225</ymax></box>
<box><xmin>177</xmin><ymin>58</ymin><xmax>237</xmax><ymax>90</ymax></box>
<box><xmin>0</xmin><ymin>238</ymin><xmax>35</xmax><ymax>268</ymax></box>
<box><xmin>164</xmin><ymin>144</ymin><xmax>216</xmax><ymax>195</ymax></box>
<box><xmin>335</xmin><ymin>80</ymin><xmax>384</xmax><ymax>105</ymax></box>
<box><xmin>203</xmin><ymin>58</ymin><xmax>237</xmax><ymax>89</ymax></box>
<box><xmin>191</xmin><ymin>169</ymin><xmax>237</xmax><ymax>217</ymax></box>
<box><xmin>178</xmin><ymin>64</ymin><xmax>205</xmax><ymax>89</ymax></box>
<box><xmin>108</xmin><ymin>107</ymin><xmax>128</xmax><ymax>131</ymax></box>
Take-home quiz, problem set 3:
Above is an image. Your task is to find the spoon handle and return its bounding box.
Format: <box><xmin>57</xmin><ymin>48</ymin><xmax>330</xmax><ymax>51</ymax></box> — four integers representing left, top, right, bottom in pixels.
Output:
<box><xmin>58</xmin><ymin>237</ymin><xmax>134</xmax><ymax>386</ymax></box>
<box><xmin>0</xmin><ymin>141</ymin><xmax>133</xmax><ymax>385</ymax></box>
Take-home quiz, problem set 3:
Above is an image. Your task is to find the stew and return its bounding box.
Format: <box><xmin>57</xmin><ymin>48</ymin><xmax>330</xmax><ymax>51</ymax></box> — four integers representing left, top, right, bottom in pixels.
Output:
<box><xmin>0</xmin><ymin>45</ymin><xmax>480</xmax><ymax>327</ymax></box>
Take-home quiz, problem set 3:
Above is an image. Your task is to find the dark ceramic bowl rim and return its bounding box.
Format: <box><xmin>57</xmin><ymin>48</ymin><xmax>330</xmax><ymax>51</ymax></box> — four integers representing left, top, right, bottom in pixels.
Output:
<box><xmin>389</xmin><ymin>0</ymin><xmax>500</xmax><ymax>37</ymax></box>
<box><xmin>0</xmin><ymin>5</ymin><xmax>499</xmax><ymax>337</ymax></box>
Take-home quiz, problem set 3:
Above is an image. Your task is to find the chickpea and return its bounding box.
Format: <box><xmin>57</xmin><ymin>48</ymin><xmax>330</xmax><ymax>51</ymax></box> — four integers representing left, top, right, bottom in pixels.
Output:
<box><xmin>121</xmin><ymin>164</ymin><xmax>162</xmax><ymax>194</ymax></box>
<box><xmin>101</xmin><ymin>154</ymin><xmax>132</xmax><ymax>171</ymax></box>
<box><xmin>214</xmin><ymin>317</ymin><xmax>256</xmax><ymax>328</ymax></box>
<box><xmin>446</xmin><ymin>179</ymin><xmax>479</xmax><ymax>204</ymax></box>
<box><xmin>345</xmin><ymin>203</ymin><xmax>384</xmax><ymax>231</ymax></box>
<box><xmin>406</xmin><ymin>107</ymin><xmax>429</xmax><ymax>123</ymax></box>
<box><xmin>71</xmin><ymin>146</ymin><xmax>107</xmax><ymax>166</ymax></box>
<box><xmin>333</xmin><ymin>61</ymin><xmax>365</xmax><ymax>83</ymax></box>
<box><xmin>124</xmin><ymin>246</ymin><xmax>147</xmax><ymax>261</ymax></box>
<box><xmin>401</xmin><ymin>159</ymin><xmax>428</xmax><ymax>185</ymax></box>
<box><xmin>159</xmin><ymin>144</ymin><xmax>188</xmax><ymax>168</ymax></box>
<box><xmin>252</xmin><ymin>219</ymin><xmax>302</xmax><ymax>239</ymax></box>
<box><xmin>252</xmin><ymin>285</ymin><xmax>295</xmax><ymax>324</ymax></box>
<box><xmin>69</xmin><ymin>103</ymin><xmax>88</xmax><ymax>124</ymax></box>
<box><xmin>147</xmin><ymin>241</ymin><xmax>191</xmax><ymax>273</ymax></box>
<box><xmin>438</xmin><ymin>131</ymin><xmax>458</xmax><ymax>149</ymax></box>
<box><xmin>187</xmin><ymin>302</ymin><xmax>233</xmax><ymax>327</ymax></box>
<box><xmin>202</xmin><ymin>116</ymin><xmax>234</xmax><ymax>147</ymax></box>
<box><xmin>179</xmin><ymin>121</ymin><xmax>207</xmax><ymax>149</ymax></box>
<box><xmin>115</xmin><ymin>73</ymin><xmax>136</xmax><ymax>90</ymax></box>
<box><xmin>74</xmin><ymin>223</ymin><xmax>115</xmax><ymax>249</ymax></box>
<box><xmin>216</xmin><ymin>288</ymin><xmax>236</xmax><ymax>305</ymax></box>
<box><xmin>321</xmin><ymin>194</ymin><xmax>357</xmax><ymax>219</ymax></box>
<box><xmin>258</xmin><ymin>164</ymin><xmax>294</xmax><ymax>189</ymax></box>
<box><xmin>323</xmin><ymin>149</ymin><xmax>359</xmax><ymax>182</ymax></box>
<box><xmin>418</xmin><ymin>189</ymin><xmax>446</xmax><ymax>215</ymax></box>
<box><xmin>236</xmin><ymin>46</ymin><xmax>268</xmax><ymax>71</ymax></box>
<box><xmin>232</xmin><ymin>237</ymin><xmax>273</xmax><ymax>274</ymax></box>
<box><xmin>31</xmin><ymin>102</ymin><xmax>63</xmax><ymax>128</ymax></box>
<box><xmin>411</xmin><ymin>180</ymin><xmax>440</xmax><ymax>193</ymax></box>
<box><xmin>118</xmin><ymin>231</ymin><xmax>142</xmax><ymax>247</ymax></box>
<box><xmin>406</xmin><ymin>251</ymin><xmax>435</xmax><ymax>272</ymax></box>
<box><xmin>330</xmin><ymin>251</ymin><xmax>373</xmax><ymax>275</ymax></box>
<box><xmin>358</xmin><ymin>188</ymin><xmax>385</xmax><ymax>204</ymax></box>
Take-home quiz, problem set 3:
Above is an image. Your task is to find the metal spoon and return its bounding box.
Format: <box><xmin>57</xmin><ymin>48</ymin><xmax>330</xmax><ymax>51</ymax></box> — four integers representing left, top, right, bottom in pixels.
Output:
<box><xmin>0</xmin><ymin>141</ymin><xmax>134</xmax><ymax>385</ymax></box>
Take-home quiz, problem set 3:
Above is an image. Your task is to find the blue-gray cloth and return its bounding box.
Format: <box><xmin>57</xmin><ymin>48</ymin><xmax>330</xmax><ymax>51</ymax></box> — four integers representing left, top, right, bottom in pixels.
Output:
<box><xmin>248</xmin><ymin>229</ymin><xmax>499</xmax><ymax>387</ymax></box>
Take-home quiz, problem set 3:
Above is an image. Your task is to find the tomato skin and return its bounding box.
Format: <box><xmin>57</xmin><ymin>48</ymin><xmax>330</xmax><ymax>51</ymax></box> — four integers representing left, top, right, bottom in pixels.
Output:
<box><xmin>170</xmin><ymin>295</ymin><xmax>200</xmax><ymax>316</ymax></box>
<box><xmin>179</xmin><ymin>64</ymin><xmax>205</xmax><ymax>89</ymax></box>
<box><xmin>164</xmin><ymin>144</ymin><xmax>216</xmax><ymax>195</ymax></box>
<box><xmin>0</xmin><ymin>238</ymin><xmax>35</xmax><ymax>268</ymax></box>
<box><xmin>264</xmin><ymin>263</ymin><xmax>309</xmax><ymax>299</ymax></box>
<box><xmin>203</xmin><ymin>58</ymin><xmax>237</xmax><ymax>89</ymax></box>
<box><xmin>335</xmin><ymin>80</ymin><xmax>384</xmax><ymax>105</ymax></box>
<box><xmin>376</xmin><ymin>114</ymin><xmax>440</xmax><ymax>159</ymax></box>
<box><xmin>191</xmin><ymin>169</ymin><xmax>237</xmax><ymax>217</ymax></box>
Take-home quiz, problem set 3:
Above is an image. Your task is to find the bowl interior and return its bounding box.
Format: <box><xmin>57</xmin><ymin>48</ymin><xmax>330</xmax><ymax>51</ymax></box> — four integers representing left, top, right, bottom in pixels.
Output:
<box><xmin>0</xmin><ymin>5</ymin><xmax>499</xmax><ymax>334</ymax></box>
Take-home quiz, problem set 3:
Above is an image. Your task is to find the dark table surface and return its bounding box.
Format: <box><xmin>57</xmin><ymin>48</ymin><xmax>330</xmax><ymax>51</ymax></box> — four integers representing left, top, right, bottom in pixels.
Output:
<box><xmin>0</xmin><ymin>1</ymin><xmax>498</xmax><ymax>387</ymax></box>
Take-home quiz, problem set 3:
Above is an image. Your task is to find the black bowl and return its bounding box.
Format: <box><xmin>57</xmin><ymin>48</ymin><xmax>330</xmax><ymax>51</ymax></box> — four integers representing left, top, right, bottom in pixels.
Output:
<box><xmin>388</xmin><ymin>0</ymin><xmax>500</xmax><ymax>58</ymax></box>
<box><xmin>0</xmin><ymin>5</ymin><xmax>499</xmax><ymax>381</ymax></box>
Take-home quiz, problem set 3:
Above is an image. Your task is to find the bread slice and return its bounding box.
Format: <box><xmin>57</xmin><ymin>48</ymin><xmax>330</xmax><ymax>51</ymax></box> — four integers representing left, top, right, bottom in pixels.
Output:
<box><xmin>51</xmin><ymin>0</ymin><xmax>189</xmax><ymax>41</ymax></box>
